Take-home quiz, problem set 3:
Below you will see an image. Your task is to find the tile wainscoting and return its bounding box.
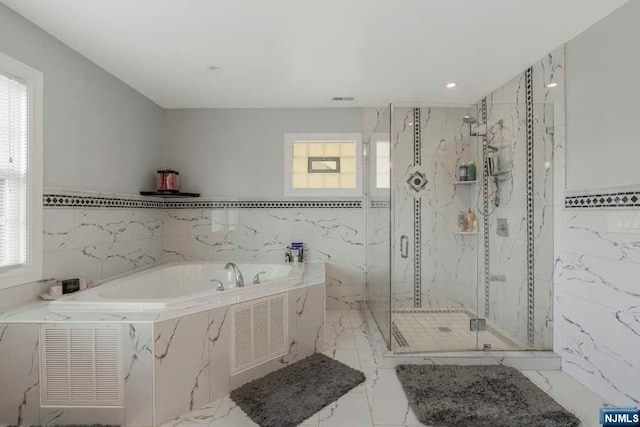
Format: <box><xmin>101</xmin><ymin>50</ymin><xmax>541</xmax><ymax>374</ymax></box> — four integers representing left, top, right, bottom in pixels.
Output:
<box><xmin>161</xmin><ymin>205</ymin><xmax>365</xmax><ymax>309</ymax></box>
<box><xmin>0</xmin><ymin>191</ymin><xmax>364</xmax><ymax>311</ymax></box>
<box><xmin>561</xmin><ymin>188</ymin><xmax>640</xmax><ymax>406</ymax></box>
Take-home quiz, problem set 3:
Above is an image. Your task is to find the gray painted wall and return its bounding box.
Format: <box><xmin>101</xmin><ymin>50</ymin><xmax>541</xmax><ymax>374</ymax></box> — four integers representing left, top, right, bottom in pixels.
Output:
<box><xmin>0</xmin><ymin>3</ymin><xmax>162</xmax><ymax>194</ymax></box>
<box><xmin>161</xmin><ymin>108</ymin><xmax>362</xmax><ymax>197</ymax></box>
<box><xmin>565</xmin><ymin>0</ymin><xmax>639</xmax><ymax>191</ymax></box>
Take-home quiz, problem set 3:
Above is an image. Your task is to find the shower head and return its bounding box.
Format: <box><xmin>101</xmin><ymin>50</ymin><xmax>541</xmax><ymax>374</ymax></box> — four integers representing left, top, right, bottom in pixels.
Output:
<box><xmin>462</xmin><ymin>115</ymin><xmax>477</xmax><ymax>125</ymax></box>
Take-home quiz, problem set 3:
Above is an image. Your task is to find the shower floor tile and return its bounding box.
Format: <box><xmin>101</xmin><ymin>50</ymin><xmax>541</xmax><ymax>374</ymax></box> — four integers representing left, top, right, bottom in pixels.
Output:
<box><xmin>392</xmin><ymin>308</ymin><xmax>526</xmax><ymax>352</ymax></box>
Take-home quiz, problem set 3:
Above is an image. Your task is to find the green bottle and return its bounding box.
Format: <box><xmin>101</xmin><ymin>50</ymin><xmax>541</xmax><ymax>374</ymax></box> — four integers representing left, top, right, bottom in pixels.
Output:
<box><xmin>466</xmin><ymin>162</ymin><xmax>476</xmax><ymax>181</ymax></box>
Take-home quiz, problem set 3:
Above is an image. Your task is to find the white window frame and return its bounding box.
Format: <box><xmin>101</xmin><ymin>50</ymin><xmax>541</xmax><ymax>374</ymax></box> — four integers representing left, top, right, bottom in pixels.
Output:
<box><xmin>0</xmin><ymin>52</ymin><xmax>43</xmax><ymax>289</ymax></box>
<box><xmin>283</xmin><ymin>132</ymin><xmax>363</xmax><ymax>197</ymax></box>
<box><xmin>370</xmin><ymin>137</ymin><xmax>391</xmax><ymax>196</ymax></box>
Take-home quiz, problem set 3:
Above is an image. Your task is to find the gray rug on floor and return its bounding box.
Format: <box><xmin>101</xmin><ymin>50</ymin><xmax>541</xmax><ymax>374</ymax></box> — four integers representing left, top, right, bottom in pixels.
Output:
<box><xmin>230</xmin><ymin>353</ymin><xmax>365</xmax><ymax>427</ymax></box>
<box><xmin>396</xmin><ymin>365</ymin><xmax>580</xmax><ymax>427</ymax></box>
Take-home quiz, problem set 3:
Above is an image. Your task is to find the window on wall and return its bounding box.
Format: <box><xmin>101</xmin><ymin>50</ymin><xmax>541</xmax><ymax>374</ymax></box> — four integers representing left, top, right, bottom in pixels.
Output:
<box><xmin>0</xmin><ymin>53</ymin><xmax>43</xmax><ymax>289</ymax></box>
<box><xmin>284</xmin><ymin>133</ymin><xmax>362</xmax><ymax>197</ymax></box>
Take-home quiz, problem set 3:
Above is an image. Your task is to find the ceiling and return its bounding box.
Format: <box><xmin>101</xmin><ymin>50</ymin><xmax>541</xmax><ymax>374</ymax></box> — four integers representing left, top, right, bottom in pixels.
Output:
<box><xmin>1</xmin><ymin>0</ymin><xmax>628</xmax><ymax>108</ymax></box>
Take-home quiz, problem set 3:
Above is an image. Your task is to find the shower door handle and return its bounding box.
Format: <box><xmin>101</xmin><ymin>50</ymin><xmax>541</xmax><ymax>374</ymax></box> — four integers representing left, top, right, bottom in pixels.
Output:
<box><xmin>400</xmin><ymin>235</ymin><xmax>409</xmax><ymax>258</ymax></box>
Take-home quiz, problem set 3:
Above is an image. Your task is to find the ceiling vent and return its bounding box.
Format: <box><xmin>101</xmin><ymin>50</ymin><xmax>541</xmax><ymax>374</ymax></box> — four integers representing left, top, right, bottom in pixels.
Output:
<box><xmin>331</xmin><ymin>97</ymin><xmax>355</xmax><ymax>101</ymax></box>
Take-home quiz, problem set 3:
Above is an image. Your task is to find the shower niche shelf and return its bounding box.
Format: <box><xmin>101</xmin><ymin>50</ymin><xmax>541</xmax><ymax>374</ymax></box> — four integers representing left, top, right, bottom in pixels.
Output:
<box><xmin>452</xmin><ymin>231</ymin><xmax>478</xmax><ymax>235</ymax></box>
<box><xmin>452</xmin><ymin>180</ymin><xmax>477</xmax><ymax>185</ymax></box>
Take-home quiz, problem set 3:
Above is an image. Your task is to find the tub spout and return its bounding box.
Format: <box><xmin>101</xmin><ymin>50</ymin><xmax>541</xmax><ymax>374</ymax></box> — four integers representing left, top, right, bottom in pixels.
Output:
<box><xmin>225</xmin><ymin>263</ymin><xmax>245</xmax><ymax>288</ymax></box>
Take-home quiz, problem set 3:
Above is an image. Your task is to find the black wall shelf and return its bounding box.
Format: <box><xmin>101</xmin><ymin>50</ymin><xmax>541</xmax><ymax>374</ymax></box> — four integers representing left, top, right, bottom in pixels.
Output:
<box><xmin>140</xmin><ymin>191</ymin><xmax>200</xmax><ymax>198</ymax></box>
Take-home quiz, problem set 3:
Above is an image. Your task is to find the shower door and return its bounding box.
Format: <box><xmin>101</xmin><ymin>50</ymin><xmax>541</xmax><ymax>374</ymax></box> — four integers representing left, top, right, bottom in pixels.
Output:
<box><xmin>390</xmin><ymin>104</ymin><xmax>481</xmax><ymax>353</ymax></box>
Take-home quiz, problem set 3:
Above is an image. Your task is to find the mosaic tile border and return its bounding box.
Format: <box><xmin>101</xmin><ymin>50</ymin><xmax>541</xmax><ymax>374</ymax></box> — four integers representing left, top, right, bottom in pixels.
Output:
<box><xmin>525</xmin><ymin>66</ymin><xmax>536</xmax><ymax>345</ymax></box>
<box><xmin>481</xmin><ymin>97</ymin><xmax>490</xmax><ymax>318</ymax></box>
<box><xmin>164</xmin><ymin>200</ymin><xmax>363</xmax><ymax>209</ymax></box>
<box><xmin>369</xmin><ymin>200</ymin><xmax>390</xmax><ymax>209</ymax></box>
<box><xmin>43</xmin><ymin>194</ymin><xmax>163</xmax><ymax>209</ymax></box>
<box><xmin>413</xmin><ymin>108</ymin><xmax>422</xmax><ymax>309</ymax></box>
<box><xmin>44</xmin><ymin>193</ymin><xmax>363</xmax><ymax>210</ymax></box>
<box><xmin>565</xmin><ymin>192</ymin><xmax>640</xmax><ymax>209</ymax></box>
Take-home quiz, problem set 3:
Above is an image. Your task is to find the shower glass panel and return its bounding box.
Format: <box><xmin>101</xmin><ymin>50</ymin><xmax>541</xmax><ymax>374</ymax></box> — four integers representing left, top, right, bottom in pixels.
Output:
<box><xmin>478</xmin><ymin>101</ymin><xmax>556</xmax><ymax>351</ymax></box>
<box><xmin>390</xmin><ymin>104</ymin><xmax>481</xmax><ymax>353</ymax></box>
<box><xmin>366</xmin><ymin>106</ymin><xmax>392</xmax><ymax>348</ymax></box>
<box><xmin>364</xmin><ymin>102</ymin><xmax>555</xmax><ymax>354</ymax></box>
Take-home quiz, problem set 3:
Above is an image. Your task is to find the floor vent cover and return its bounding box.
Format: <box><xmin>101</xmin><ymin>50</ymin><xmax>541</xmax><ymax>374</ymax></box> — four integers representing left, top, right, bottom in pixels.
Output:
<box><xmin>40</xmin><ymin>324</ymin><xmax>123</xmax><ymax>407</ymax></box>
<box><xmin>231</xmin><ymin>292</ymin><xmax>288</xmax><ymax>374</ymax></box>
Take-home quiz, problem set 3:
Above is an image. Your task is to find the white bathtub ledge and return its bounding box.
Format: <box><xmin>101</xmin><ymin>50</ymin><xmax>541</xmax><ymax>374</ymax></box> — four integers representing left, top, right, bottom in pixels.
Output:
<box><xmin>0</xmin><ymin>262</ymin><xmax>325</xmax><ymax>324</ymax></box>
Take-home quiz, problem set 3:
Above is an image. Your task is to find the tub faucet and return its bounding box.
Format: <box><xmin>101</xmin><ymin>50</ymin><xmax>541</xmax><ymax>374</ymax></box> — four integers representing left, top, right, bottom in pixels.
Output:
<box><xmin>253</xmin><ymin>271</ymin><xmax>267</xmax><ymax>284</ymax></box>
<box><xmin>225</xmin><ymin>263</ymin><xmax>245</xmax><ymax>287</ymax></box>
<box><xmin>211</xmin><ymin>279</ymin><xmax>225</xmax><ymax>292</ymax></box>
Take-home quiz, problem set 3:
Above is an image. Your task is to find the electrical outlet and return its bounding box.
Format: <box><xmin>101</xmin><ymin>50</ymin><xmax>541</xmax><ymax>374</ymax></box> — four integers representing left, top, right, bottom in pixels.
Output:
<box><xmin>607</xmin><ymin>212</ymin><xmax>640</xmax><ymax>234</ymax></box>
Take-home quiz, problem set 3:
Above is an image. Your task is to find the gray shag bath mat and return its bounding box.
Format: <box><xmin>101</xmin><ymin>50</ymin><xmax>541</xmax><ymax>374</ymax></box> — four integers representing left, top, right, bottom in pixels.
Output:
<box><xmin>396</xmin><ymin>365</ymin><xmax>580</xmax><ymax>427</ymax></box>
<box><xmin>230</xmin><ymin>353</ymin><xmax>365</xmax><ymax>427</ymax></box>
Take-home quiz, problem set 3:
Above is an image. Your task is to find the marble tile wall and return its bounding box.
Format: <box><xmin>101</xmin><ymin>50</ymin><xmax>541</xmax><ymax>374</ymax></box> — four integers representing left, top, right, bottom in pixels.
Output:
<box><xmin>161</xmin><ymin>208</ymin><xmax>364</xmax><ymax>309</ymax></box>
<box><xmin>0</xmin><ymin>204</ymin><xmax>163</xmax><ymax>312</ymax></box>
<box><xmin>43</xmin><ymin>207</ymin><xmax>162</xmax><ymax>283</ymax></box>
<box><xmin>561</xmin><ymin>208</ymin><xmax>640</xmax><ymax>406</ymax></box>
<box><xmin>476</xmin><ymin>46</ymin><xmax>565</xmax><ymax>348</ymax></box>
<box><xmin>0</xmin><ymin>323</ymin><xmax>40</xmax><ymax>426</ymax></box>
<box><xmin>390</xmin><ymin>106</ymin><xmax>477</xmax><ymax>311</ymax></box>
<box><xmin>123</xmin><ymin>323</ymin><xmax>155</xmax><ymax>427</ymax></box>
<box><xmin>153</xmin><ymin>284</ymin><xmax>325</xmax><ymax>425</ymax></box>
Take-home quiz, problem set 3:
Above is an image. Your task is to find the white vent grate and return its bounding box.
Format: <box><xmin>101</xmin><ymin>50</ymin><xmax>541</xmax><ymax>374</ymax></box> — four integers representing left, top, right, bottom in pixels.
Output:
<box><xmin>40</xmin><ymin>324</ymin><xmax>123</xmax><ymax>407</ymax></box>
<box><xmin>231</xmin><ymin>292</ymin><xmax>288</xmax><ymax>374</ymax></box>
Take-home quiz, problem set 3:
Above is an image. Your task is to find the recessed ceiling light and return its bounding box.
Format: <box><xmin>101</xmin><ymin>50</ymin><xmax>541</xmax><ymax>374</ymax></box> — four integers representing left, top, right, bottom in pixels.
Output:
<box><xmin>207</xmin><ymin>65</ymin><xmax>222</xmax><ymax>72</ymax></box>
<box><xmin>408</xmin><ymin>122</ymin><xmax>414</xmax><ymax>126</ymax></box>
<box><xmin>446</xmin><ymin>82</ymin><xmax>457</xmax><ymax>88</ymax></box>
<box><xmin>546</xmin><ymin>82</ymin><xmax>558</xmax><ymax>88</ymax></box>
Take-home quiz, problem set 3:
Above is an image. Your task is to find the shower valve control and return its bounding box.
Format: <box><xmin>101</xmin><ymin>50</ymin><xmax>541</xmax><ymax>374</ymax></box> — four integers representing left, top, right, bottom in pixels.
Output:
<box><xmin>607</xmin><ymin>212</ymin><xmax>640</xmax><ymax>234</ymax></box>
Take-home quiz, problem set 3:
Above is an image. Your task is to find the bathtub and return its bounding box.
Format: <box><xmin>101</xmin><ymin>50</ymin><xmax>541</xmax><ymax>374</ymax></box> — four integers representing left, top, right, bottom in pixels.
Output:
<box><xmin>49</xmin><ymin>261</ymin><xmax>303</xmax><ymax>312</ymax></box>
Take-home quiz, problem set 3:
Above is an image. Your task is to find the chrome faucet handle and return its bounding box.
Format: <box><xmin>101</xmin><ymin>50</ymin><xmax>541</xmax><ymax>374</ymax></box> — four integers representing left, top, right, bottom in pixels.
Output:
<box><xmin>211</xmin><ymin>279</ymin><xmax>225</xmax><ymax>292</ymax></box>
<box><xmin>253</xmin><ymin>271</ymin><xmax>267</xmax><ymax>284</ymax></box>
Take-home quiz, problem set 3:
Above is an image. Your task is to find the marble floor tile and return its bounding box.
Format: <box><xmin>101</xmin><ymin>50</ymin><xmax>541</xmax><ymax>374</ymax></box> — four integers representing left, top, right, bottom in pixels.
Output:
<box><xmin>161</xmin><ymin>399</ymin><xmax>222</xmax><ymax>427</ymax></box>
<box><xmin>362</xmin><ymin>368</ymin><xmax>422</xmax><ymax>426</ymax></box>
<box><xmin>163</xmin><ymin>309</ymin><xmax>609</xmax><ymax>427</ymax></box>
<box><xmin>323</xmin><ymin>348</ymin><xmax>362</xmax><ymax>371</ymax></box>
<box><xmin>522</xmin><ymin>370</ymin><xmax>609</xmax><ymax>427</ymax></box>
<box><xmin>317</xmin><ymin>390</ymin><xmax>373</xmax><ymax>427</ymax></box>
<box><xmin>326</xmin><ymin>326</ymin><xmax>357</xmax><ymax>350</ymax></box>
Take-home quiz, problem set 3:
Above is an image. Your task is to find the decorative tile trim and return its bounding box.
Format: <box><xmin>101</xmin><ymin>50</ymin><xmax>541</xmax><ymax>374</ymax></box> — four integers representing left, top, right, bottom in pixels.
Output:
<box><xmin>565</xmin><ymin>192</ymin><xmax>640</xmax><ymax>209</ymax></box>
<box><xmin>164</xmin><ymin>200</ymin><xmax>363</xmax><ymax>209</ymax></box>
<box><xmin>525</xmin><ymin>66</ymin><xmax>535</xmax><ymax>345</ymax></box>
<box><xmin>369</xmin><ymin>200</ymin><xmax>390</xmax><ymax>209</ymax></box>
<box><xmin>413</xmin><ymin>198</ymin><xmax>422</xmax><ymax>308</ymax></box>
<box><xmin>481</xmin><ymin>97</ymin><xmax>490</xmax><ymax>318</ymax></box>
<box><xmin>412</xmin><ymin>108</ymin><xmax>422</xmax><ymax>309</ymax></box>
<box><xmin>413</xmin><ymin>108</ymin><xmax>421</xmax><ymax>166</ymax></box>
<box><xmin>44</xmin><ymin>193</ymin><xmax>363</xmax><ymax>210</ymax></box>
<box><xmin>44</xmin><ymin>194</ymin><xmax>163</xmax><ymax>209</ymax></box>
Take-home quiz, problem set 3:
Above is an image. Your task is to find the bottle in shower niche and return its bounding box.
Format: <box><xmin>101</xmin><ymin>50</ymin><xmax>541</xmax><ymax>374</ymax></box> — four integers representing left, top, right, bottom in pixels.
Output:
<box><xmin>466</xmin><ymin>162</ymin><xmax>476</xmax><ymax>181</ymax></box>
<box><xmin>466</xmin><ymin>209</ymin><xmax>477</xmax><ymax>232</ymax></box>
<box><xmin>458</xmin><ymin>211</ymin><xmax>468</xmax><ymax>232</ymax></box>
<box><xmin>458</xmin><ymin>164</ymin><xmax>468</xmax><ymax>182</ymax></box>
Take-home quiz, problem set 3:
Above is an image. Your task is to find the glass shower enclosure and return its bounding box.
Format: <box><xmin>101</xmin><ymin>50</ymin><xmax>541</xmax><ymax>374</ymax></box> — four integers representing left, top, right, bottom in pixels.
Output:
<box><xmin>365</xmin><ymin>102</ymin><xmax>555</xmax><ymax>353</ymax></box>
